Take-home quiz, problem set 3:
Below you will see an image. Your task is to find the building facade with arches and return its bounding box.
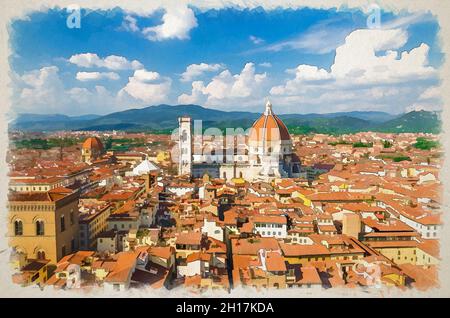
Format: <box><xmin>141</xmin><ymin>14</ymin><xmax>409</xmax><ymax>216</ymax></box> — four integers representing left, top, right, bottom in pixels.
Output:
<box><xmin>8</xmin><ymin>188</ymin><xmax>80</xmax><ymax>264</ymax></box>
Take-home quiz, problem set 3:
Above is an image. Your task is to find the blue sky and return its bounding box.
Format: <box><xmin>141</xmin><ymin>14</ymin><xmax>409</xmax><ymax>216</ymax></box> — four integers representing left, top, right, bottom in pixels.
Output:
<box><xmin>9</xmin><ymin>5</ymin><xmax>443</xmax><ymax>115</ymax></box>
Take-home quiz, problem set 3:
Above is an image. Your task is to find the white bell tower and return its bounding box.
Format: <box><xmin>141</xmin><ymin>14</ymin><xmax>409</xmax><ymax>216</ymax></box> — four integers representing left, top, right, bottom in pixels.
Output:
<box><xmin>178</xmin><ymin>116</ymin><xmax>192</xmax><ymax>176</ymax></box>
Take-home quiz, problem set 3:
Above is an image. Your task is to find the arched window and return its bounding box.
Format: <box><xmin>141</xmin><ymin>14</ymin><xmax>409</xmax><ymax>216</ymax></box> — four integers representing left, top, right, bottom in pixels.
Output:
<box><xmin>223</xmin><ymin>172</ymin><xmax>227</xmax><ymax>179</ymax></box>
<box><xmin>239</xmin><ymin>171</ymin><xmax>243</xmax><ymax>178</ymax></box>
<box><xmin>14</xmin><ymin>220</ymin><xmax>23</xmax><ymax>236</ymax></box>
<box><xmin>37</xmin><ymin>250</ymin><xmax>46</xmax><ymax>260</ymax></box>
<box><xmin>36</xmin><ymin>220</ymin><xmax>45</xmax><ymax>236</ymax></box>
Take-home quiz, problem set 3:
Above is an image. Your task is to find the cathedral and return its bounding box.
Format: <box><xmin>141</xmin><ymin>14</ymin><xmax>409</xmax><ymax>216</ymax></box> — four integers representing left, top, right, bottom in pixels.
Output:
<box><xmin>178</xmin><ymin>101</ymin><xmax>302</xmax><ymax>181</ymax></box>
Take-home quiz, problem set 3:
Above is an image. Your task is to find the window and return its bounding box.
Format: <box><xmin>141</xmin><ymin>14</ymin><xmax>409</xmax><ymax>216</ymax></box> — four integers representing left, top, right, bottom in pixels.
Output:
<box><xmin>37</xmin><ymin>250</ymin><xmax>45</xmax><ymax>260</ymax></box>
<box><xmin>70</xmin><ymin>211</ymin><xmax>74</xmax><ymax>225</ymax></box>
<box><xmin>60</xmin><ymin>215</ymin><xmax>66</xmax><ymax>232</ymax></box>
<box><xmin>14</xmin><ymin>220</ymin><xmax>23</xmax><ymax>236</ymax></box>
<box><xmin>71</xmin><ymin>239</ymin><xmax>76</xmax><ymax>252</ymax></box>
<box><xmin>36</xmin><ymin>220</ymin><xmax>45</xmax><ymax>236</ymax></box>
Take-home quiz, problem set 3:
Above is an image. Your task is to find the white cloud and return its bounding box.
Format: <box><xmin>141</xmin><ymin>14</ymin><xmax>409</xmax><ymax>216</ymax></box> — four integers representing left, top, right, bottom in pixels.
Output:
<box><xmin>382</xmin><ymin>12</ymin><xmax>434</xmax><ymax>30</ymax></box>
<box><xmin>14</xmin><ymin>66</ymin><xmax>153</xmax><ymax>115</ymax></box>
<box><xmin>178</xmin><ymin>81</ymin><xmax>204</xmax><ymax>104</ymax></box>
<box><xmin>271</xmin><ymin>29</ymin><xmax>436</xmax><ymax>95</ymax></box>
<box><xmin>249</xmin><ymin>35</ymin><xmax>264</xmax><ymax>44</ymax></box>
<box><xmin>177</xmin><ymin>63</ymin><xmax>268</xmax><ymax>108</ymax></box>
<box><xmin>204</xmin><ymin>63</ymin><xmax>267</xmax><ymax>100</ymax></box>
<box><xmin>250</xmin><ymin>18</ymin><xmax>351</xmax><ymax>55</ymax></box>
<box><xmin>271</xmin><ymin>65</ymin><xmax>331</xmax><ymax>95</ymax></box>
<box><xmin>142</xmin><ymin>5</ymin><xmax>198</xmax><ymax>41</ymax></box>
<box><xmin>330</xmin><ymin>29</ymin><xmax>435</xmax><ymax>84</ymax></box>
<box><xmin>229</xmin><ymin>63</ymin><xmax>267</xmax><ymax>97</ymax></box>
<box><xmin>270</xmin><ymin>28</ymin><xmax>438</xmax><ymax>113</ymax></box>
<box><xmin>69</xmin><ymin>53</ymin><xmax>143</xmax><ymax>70</ymax></box>
<box><xmin>76</xmin><ymin>71</ymin><xmax>120</xmax><ymax>81</ymax></box>
<box><xmin>419</xmin><ymin>86</ymin><xmax>441</xmax><ymax>100</ymax></box>
<box><xmin>133</xmin><ymin>69</ymin><xmax>160</xmax><ymax>82</ymax></box>
<box><xmin>18</xmin><ymin>66</ymin><xmax>65</xmax><ymax>113</ymax></box>
<box><xmin>122</xmin><ymin>15</ymin><xmax>139</xmax><ymax>32</ymax></box>
<box><xmin>259</xmin><ymin>62</ymin><xmax>272</xmax><ymax>68</ymax></box>
<box><xmin>180</xmin><ymin>63</ymin><xmax>223</xmax><ymax>82</ymax></box>
<box><xmin>120</xmin><ymin>69</ymin><xmax>171</xmax><ymax>103</ymax></box>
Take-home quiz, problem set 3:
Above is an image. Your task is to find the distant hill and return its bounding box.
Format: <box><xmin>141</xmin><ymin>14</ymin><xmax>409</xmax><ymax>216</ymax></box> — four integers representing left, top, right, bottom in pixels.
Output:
<box><xmin>280</xmin><ymin>111</ymin><xmax>396</xmax><ymax>123</ymax></box>
<box><xmin>10</xmin><ymin>113</ymin><xmax>102</xmax><ymax>131</ymax></box>
<box><xmin>375</xmin><ymin>110</ymin><xmax>441</xmax><ymax>134</ymax></box>
<box><xmin>13</xmin><ymin>113</ymin><xmax>101</xmax><ymax>123</ymax></box>
<box><xmin>9</xmin><ymin>105</ymin><xmax>440</xmax><ymax>134</ymax></box>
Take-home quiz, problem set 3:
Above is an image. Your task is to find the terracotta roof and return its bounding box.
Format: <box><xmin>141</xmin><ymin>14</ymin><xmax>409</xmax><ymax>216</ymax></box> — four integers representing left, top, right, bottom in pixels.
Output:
<box><xmin>8</xmin><ymin>189</ymin><xmax>74</xmax><ymax>202</ymax></box>
<box><xmin>176</xmin><ymin>232</ymin><xmax>202</xmax><ymax>246</ymax></box>
<box><xmin>400</xmin><ymin>264</ymin><xmax>439</xmax><ymax>291</ymax></box>
<box><xmin>10</xmin><ymin>176</ymin><xmax>64</xmax><ymax>185</ymax></box>
<box><xmin>297</xmin><ymin>265</ymin><xmax>322</xmax><ymax>285</ymax></box>
<box><xmin>418</xmin><ymin>239</ymin><xmax>439</xmax><ymax>259</ymax></box>
<box><xmin>149</xmin><ymin>246</ymin><xmax>174</xmax><ymax>260</ymax></box>
<box><xmin>104</xmin><ymin>252</ymin><xmax>137</xmax><ymax>283</ymax></box>
<box><xmin>265</xmin><ymin>251</ymin><xmax>287</xmax><ymax>272</ymax></box>
<box><xmin>309</xmin><ymin>192</ymin><xmax>372</xmax><ymax>202</ymax></box>
<box><xmin>252</xmin><ymin>215</ymin><xmax>287</xmax><ymax>224</ymax></box>
<box><xmin>232</xmin><ymin>237</ymin><xmax>280</xmax><ymax>255</ymax></box>
<box><xmin>248</xmin><ymin>102</ymin><xmax>291</xmax><ymax>143</ymax></box>
<box><xmin>186</xmin><ymin>252</ymin><xmax>211</xmax><ymax>263</ymax></box>
<box><xmin>82</xmin><ymin>137</ymin><xmax>104</xmax><ymax>150</ymax></box>
<box><xmin>280</xmin><ymin>243</ymin><xmax>330</xmax><ymax>257</ymax></box>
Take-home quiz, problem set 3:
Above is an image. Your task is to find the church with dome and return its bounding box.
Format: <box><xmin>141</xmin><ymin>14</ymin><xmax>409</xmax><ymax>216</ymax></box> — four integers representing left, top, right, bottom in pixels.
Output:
<box><xmin>178</xmin><ymin>101</ymin><xmax>302</xmax><ymax>181</ymax></box>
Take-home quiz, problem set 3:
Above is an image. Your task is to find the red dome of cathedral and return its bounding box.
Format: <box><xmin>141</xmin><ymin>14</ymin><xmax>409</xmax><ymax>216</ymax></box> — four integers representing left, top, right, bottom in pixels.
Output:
<box><xmin>248</xmin><ymin>101</ymin><xmax>291</xmax><ymax>143</ymax></box>
<box><xmin>82</xmin><ymin>136</ymin><xmax>104</xmax><ymax>151</ymax></box>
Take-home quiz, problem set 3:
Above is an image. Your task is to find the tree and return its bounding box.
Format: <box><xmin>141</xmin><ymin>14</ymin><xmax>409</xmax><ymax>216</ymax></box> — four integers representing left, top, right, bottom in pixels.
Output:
<box><xmin>382</xmin><ymin>140</ymin><xmax>392</xmax><ymax>148</ymax></box>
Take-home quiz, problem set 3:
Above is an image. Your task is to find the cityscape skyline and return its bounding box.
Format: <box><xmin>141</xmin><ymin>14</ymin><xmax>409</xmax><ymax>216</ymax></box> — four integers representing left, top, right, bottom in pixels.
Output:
<box><xmin>3</xmin><ymin>2</ymin><xmax>445</xmax><ymax>297</ymax></box>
